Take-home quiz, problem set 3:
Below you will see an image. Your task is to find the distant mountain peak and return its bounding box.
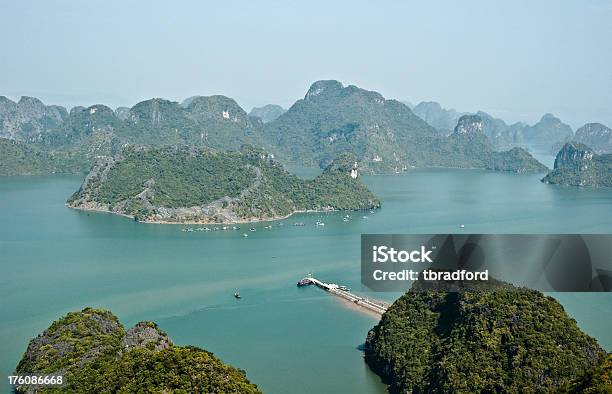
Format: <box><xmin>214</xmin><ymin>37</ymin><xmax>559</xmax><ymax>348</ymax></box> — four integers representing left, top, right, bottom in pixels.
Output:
<box><xmin>540</xmin><ymin>113</ymin><xmax>559</xmax><ymax>122</ymax></box>
<box><xmin>305</xmin><ymin>80</ymin><xmax>344</xmax><ymax>99</ymax></box>
<box><xmin>574</xmin><ymin>122</ymin><xmax>612</xmax><ymax>154</ymax></box>
<box><xmin>249</xmin><ymin>104</ymin><xmax>286</xmax><ymax>123</ymax></box>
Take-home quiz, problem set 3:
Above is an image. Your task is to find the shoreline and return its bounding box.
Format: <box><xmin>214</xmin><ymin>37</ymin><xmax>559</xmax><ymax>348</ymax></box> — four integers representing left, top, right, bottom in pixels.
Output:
<box><xmin>66</xmin><ymin>203</ymin><xmax>374</xmax><ymax>225</ymax></box>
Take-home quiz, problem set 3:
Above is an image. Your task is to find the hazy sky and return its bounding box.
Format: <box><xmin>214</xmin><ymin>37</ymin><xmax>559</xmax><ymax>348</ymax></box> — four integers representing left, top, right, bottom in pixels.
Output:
<box><xmin>1</xmin><ymin>0</ymin><xmax>611</xmax><ymax>129</ymax></box>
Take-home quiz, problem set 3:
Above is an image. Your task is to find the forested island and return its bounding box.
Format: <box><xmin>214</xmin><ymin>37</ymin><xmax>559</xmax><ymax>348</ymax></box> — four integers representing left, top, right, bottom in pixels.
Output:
<box><xmin>0</xmin><ymin>81</ymin><xmax>548</xmax><ymax>176</ymax></box>
<box><xmin>67</xmin><ymin>145</ymin><xmax>380</xmax><ymax>223</ymax></box>
<box><xmin>14</xmin><ymin>308</ymin><xmax>260</xmax><ymax>393</ymax></box>
<box><xmin>542</xmin><ymin>142</ymin><xmax>612</xmax><ymax>187</ymax></box>
<box><xmin>364</xmin><ymin>279</ymin><xmax>608</xmax><ymax>393</ymax></box>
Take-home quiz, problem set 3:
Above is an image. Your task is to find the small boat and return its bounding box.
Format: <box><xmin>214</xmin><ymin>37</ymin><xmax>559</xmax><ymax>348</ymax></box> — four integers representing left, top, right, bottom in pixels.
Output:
<box><xmin>264</xmin><ymin>225</ymin><xmax>272</xmax><ymax>229</ymax></box>
<box><xmin>343</xmin><ymin>218</ymin><xmax>349</xmax><ymax>222</ymax></box>
<box><xmin>315</xmin><ymin>221</ymin><xmax>325</xmax><ymax>226</ymax></box>
<box><xmin>234</xmin><ymin>292</ymin><xmax>241</xmax><ymax>299</ymax></box>
<box><xmin>294</xmin><ymin>222</ymin><xmax>305</xmax><ymax>227</ymax></box>
<box><xmin>250</xmin><ymin>228</ymin><xmax>256</xmax><ymax>232</ymax></box>
<box><xmin>460</xmin><ymin>224</ymin><xmax>465</xmax><ymax>229</ymax></box>
<box><xmin>186</xmin><ymin>228</ymin><xmax>194</xmax><ymax>232</ymax></box>
<box><xmin>232</xmin><ymin>226</ymin><xmax>239</xmax><ymax>230</ymax></box>
<box><xmin>362</xmin><ymin>216</ymin><xmax>368</xmax><ymax>219</ymax></box>
<box><xmin>339</xmin><ymin>285</ymin><xmax>350</xmax><ymax>291</ymax></box>
<box><xmin>203</xmin><ymin>227</ymin><xmax>211</xmax><ymax>231</ymax></box>
<box><xmin>242</xmin><ymin>233</ymin><xmax>249</xmax><ymax>238</ymax></box>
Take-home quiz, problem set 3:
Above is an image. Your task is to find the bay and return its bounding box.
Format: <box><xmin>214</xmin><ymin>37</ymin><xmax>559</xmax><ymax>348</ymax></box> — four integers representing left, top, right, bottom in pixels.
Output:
<box><xmin>1</xmin><ymin>168</ymin><xmax>611</xmax><ymax>393</ymax></box>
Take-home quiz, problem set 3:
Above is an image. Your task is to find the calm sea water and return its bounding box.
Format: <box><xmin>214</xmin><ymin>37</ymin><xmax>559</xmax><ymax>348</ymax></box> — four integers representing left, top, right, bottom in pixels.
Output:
<box><xmin>1</xmin><ymin>168</ymin><xmax>612</xmax><ymax>393</ymax></box>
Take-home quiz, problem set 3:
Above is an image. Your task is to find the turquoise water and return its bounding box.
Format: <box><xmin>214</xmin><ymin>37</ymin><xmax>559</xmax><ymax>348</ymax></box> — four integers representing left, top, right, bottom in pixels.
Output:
<box><xmin>1</xmin><ymin>169</ymin><xmax>612</xmax><ymax>393</ymax></box>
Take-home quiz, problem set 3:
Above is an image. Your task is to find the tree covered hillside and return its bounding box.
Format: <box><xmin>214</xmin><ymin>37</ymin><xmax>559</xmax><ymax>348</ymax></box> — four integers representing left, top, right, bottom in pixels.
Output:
<box><xmin>262</xmin><ymin>81</ymin><xmax>546</xmax><ymax>173</ymax></box>
<box><xmin>67</xmin><ymin>145</ymin><xmax>380</xmax><ymax>223</ymax></box>
<box><xmin>364</xmin><ymin>279</ymin><xmax>606</xmax><ymax>393</ymax></box>
<box><xmin>14</xmin><ymin>308</ymin><xmax>260</xmax><ymax>393</ymax></box>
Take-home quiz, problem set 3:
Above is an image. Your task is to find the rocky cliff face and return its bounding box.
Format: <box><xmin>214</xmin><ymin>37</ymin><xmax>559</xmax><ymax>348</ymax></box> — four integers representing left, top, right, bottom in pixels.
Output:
<box><xmin>574</xmin><ymin>123</ymin><xmax>612</xmax><ymax>154</ymax></box>
<box><xmin>553</xmin><ymin>142</ymin><xmax>594</xmax><ymax>170</ymax></box>
<box><xmin>0</xmin><ymin>96</ymin><xmax>68</xmax><ymax>141</ymax></box>
<box><xmin>121</xmin><ymin>321</ymin><xmax>173</xmax><ymax>352</ymax></box>
<box><xmin>542</xmin><ymin>142</ymin><xmax>612</xmax><ymax>187</ymax></box>
<box><xmin>454</xmin><ymin>114</ymin><xmax>485</xmax><ymax>135</ymax></box>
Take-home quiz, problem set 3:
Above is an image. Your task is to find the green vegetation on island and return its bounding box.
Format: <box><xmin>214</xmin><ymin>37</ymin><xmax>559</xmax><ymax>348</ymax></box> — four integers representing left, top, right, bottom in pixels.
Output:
<box><xmin>1</xmin><ymin>82</ymin><xmax>547</xmax><ymax>176</ymax></box>
<box><xmin>67</xmin><ymin>145</ymin><xmax>380</xmax><ymax>223</ymax></box>
<box><xmin>542</xmin><ymin>142</ymin><xmax>612</xmax><ymax>187</ymax></box>
<box><xmin>563</xmin><ymin>354</ymin><xmax>612</xmax><ymax>393</ymax></box>
<box><xmin>263</xmin><ymin>82</ymin><xmax>546</xmax><ymax>173</ymax></box>
<box><xmin>420</xmin><ymin>115</ymin><xmax>548</xmax><ymax>173</ymax></box>
<box><xmin>0</xmin><ymin>138</ymin><xmax>85</xmax><ymax>176</ymax></box>
<box><xmin>14</xmin><ymin>307</ymin><xmax>260</xmax><ymax>393</ymax></box>
<box><xmin>364</xmin><ymin>279</ymin><xmax>607</xmax><ymax>393</ymax></box>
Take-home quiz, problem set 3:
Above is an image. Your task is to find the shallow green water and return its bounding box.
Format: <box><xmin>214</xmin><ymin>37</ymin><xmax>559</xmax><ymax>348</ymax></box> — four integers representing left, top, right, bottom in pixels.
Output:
<box><xmin>1</xmin><ymin>169</ymin><xmax>611</xmax><ymax>393</ymax></box>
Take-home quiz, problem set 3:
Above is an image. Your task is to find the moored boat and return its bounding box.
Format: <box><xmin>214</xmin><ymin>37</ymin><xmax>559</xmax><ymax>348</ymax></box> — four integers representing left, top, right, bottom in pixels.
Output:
<box><xmin>297</xmin><ymin>278</ymin><xmax>312</xmax><ymax>286</ymax></box>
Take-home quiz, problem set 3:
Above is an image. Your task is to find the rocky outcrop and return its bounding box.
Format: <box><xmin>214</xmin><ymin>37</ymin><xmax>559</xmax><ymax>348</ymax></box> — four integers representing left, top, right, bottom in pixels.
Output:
<box><xmin>542</xmin><ymin>142</ymin><xmax>612</xmax><ymax>187</ymax></box>
<box><xmin>15</xmin><ymin>308</ymin><xmax>125</xmax><ymax>393</ymax></box>
<box><xmin>0</xmin><ymin>96</ymin><xmax>67</xmax><ymax>141</ymax></box>
<box><xmin>14</xmin><ymin>308</ymin><xmax>260</xmax><ymax>393</ymax></box>
<box><xmin>574</xmin><ymin>123</ymin><xmax>612</xmax><ymax>154</ymax></box>
<box><xmin>553</xmin><ymin>142</ymin><xmax>594</xmax><ymax>169</ymax></box>
<box><xmin>121</xmin><ymin>321</ymin><xmax>173</xmax><ymax>352</ymax></box>
<box><xmin>453</xmin><ymin>114</ymin><xmax>485</xmax><ymax>135</ymax></box>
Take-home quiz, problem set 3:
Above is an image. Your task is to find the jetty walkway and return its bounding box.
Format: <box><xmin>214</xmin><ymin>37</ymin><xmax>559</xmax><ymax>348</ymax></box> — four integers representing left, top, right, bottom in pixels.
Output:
<box><xmin>298</xmin><ymin>275</ymin><xmax>389</xmax><ymax>315</ymax></box>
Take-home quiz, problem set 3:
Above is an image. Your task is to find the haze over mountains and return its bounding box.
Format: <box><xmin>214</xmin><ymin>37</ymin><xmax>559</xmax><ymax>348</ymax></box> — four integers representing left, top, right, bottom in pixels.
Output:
<box><xmin>1</xmin><ymin>80</ymin><xmax>608</xmax><ymax>179</ymax></box>
<box><xmin>248</xmin><ymin>104</ymin><xmax>286</xmax><ymax>123</ymax></box>
<box><xmin>411</xmin><ymin>100</ymin><xmax>581</xmax><ymax>153</ymax></box>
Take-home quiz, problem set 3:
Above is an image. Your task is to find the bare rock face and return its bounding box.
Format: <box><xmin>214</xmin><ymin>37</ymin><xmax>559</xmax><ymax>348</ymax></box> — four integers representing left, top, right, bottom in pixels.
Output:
<box><xmin>121</xmin><ymin>321</ymin><xmax>173</xmax><ymax>352</ymax></box>
<box><xmin>0</xmin><ymin>96</ymin><xmax>68</xmax><ymax>141</ymax></box>
<box><xmin>553</xmin><ymin>141</ymin><xmax>594</xmax><ymax>170</ymax></box>
<box><xmin>454</xmin><ymin>114</ymin><xmax>485</xmax><ymax>135</ymax></box>
<box><xmin>542</xmin><ymin>142</ymin><xmax>612</xmax><ymax>187</ymax></box>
